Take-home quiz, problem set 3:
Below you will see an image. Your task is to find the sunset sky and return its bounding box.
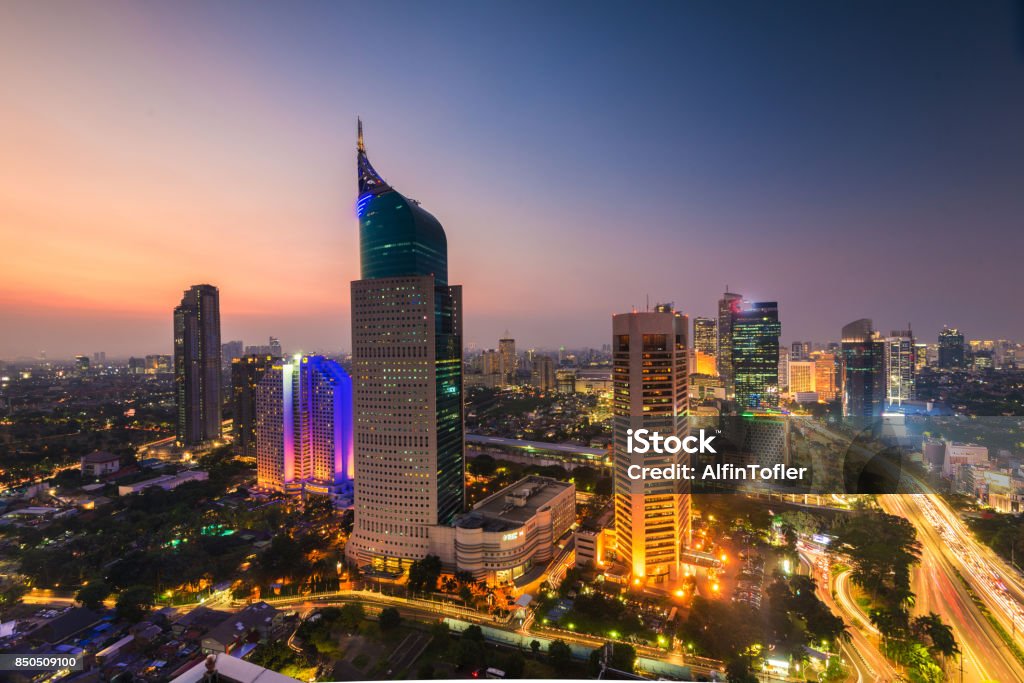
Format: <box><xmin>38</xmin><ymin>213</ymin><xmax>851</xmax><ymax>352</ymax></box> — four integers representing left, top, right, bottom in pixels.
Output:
<box><xmin>2</xmin><ymin>2</ymin><xmax>1023</xmax><ymax>359</ymax></box>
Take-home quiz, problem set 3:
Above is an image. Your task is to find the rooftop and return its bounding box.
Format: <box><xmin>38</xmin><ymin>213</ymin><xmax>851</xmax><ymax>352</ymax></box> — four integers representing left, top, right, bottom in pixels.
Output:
<box><xmin>466</xmin><ymin>434</ymin><xmax>606</xmax><ymax>457</ymax></box>
<box><xmin>81</xmin><ymin>450</ymin><xmax>119</xmax><ymax>463</ymax></box>
<box><xmin>461</xmin><ymin>476</ymin><xmax>572</xmax><ymax>528</ymax></box>
<box><xmin>171</xmin><ymin>654</ymin><xmax>302</xmax><ymax>683</ymax></box>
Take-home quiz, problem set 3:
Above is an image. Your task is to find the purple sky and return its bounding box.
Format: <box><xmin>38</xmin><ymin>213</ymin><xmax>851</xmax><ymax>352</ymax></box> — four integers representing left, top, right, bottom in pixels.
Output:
<box><xmin>2</xmin><ymin>2</ymin><xmax>1023</xmax><ymax>359</ymax></box>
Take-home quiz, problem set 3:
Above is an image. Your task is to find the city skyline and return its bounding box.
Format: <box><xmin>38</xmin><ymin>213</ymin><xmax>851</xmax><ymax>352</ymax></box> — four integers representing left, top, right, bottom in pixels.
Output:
<box><xmin>3</xmin><ymin>2</ymin><xmax>1024</xmax><ymax>359</ymax></box>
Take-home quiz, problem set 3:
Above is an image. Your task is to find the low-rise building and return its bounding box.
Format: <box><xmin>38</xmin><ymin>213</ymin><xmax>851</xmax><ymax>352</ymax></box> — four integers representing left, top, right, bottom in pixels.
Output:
<box><xmin>171</xmin><ymin>653</ymin><xmax>302</xmax><ymax>683</ymax></box>
<box><xmin>81</xmin><ymin>450</ymin><xmax>121</xmax><ymax>477</ymax></box>
<box><xmin>942</xmin><ymin>442</ymin><xmax>988</xmax><ymax>476</ymax></box>
<box><xmin>118</xmin><ymin>470</ymin><xmax>209</xmax><ymax>496</ymax></box>
<box><xmin>429</xmin><ymin>476</ymin><xmax>575</xmax><ymax>584</ymax></box>
<box><xmin>200</xmin><ymin>602</ymin><xmax>282</xmax><ymax>655</ymax></box>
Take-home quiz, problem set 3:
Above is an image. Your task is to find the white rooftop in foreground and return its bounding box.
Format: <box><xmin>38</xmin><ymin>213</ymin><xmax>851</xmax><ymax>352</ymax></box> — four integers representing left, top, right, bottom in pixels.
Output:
<box><xmin>171</xmin><ymin>654</ymin><xmax>301</xmax><ymax>683</ymax></box>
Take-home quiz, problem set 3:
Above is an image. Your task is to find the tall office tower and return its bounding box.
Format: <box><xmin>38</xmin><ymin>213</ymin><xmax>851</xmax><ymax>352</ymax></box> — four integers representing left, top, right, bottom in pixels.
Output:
<box><xmin>778</xmin><ymin>347</ymin><xmax>790</xmax><ymax>392</ymax></box>
<box><xmin>788</xmin><ymin>360</ymin><xmax>815</xmax><ymax>394</ymax></box>
<box><xmin>346</xmin><ymin>121</ymin><xmax>464</xmax><ymax>571</ymax></box>
<box><xmin>914</xmin><ymin>343</ymin><xmax>929</xmax><ymax>372</ymax></box>
<box><xmin>174</xmin><ymin>284</ymin><xmax>222</xmax><ymax>447</ymax></box>
<box><xmin>231</xmin><ymin>354</ymin><xmax>278</xmax><ymax>458</ymax></box>
<box><xmin>693</xmin><ymin>351</ymin><xmax>717</xmax><ymax>376</ymax></box>
<box><xmin>531</xmin><ymin>354</ymin><xmax>556</xmax><ymax>391</ymax></box>
<box><xmin>255</xmin><ymin>355</ymin><xmax>353</xmax><ymax>502</ymax></box>
<box><xmin>269</xmin><ymin>337</ymin><xmax>283</xmax><ymax>357</ymax></box>
<box><xmin>717</xmin><ymin>289</ymin><xmax>742</xmax><ymax>396</ymax></box>
<box><xmin>790</xmin><ymin>341</ymin><xmax>811</xmax><ymax>362</ymax></box>
<box><xmin>810</xmin><ymin>351</ymin><xmax>838</xmax><ymax>401</ymax></box>
<box><xmin>612</xmin><ymin>305</ymin><xmax>690</xmax><ymax>584</ymax></box>
<box><xmin>693</xmin><ymin>317</ymin><xmax>717</xmax><ymax>358</ymax></box>
<box><xmin>479</xmin><ymin>349</ymin><xmax>502</xmax><ymax>387</ymax></box>
<box><xmin>222</xmin><ymin>340</ymin><xmax>244</xmax><ymax>365</ymax></box>
<box><xmin>938</xmin><ymin>327</ymin><xmax>965</xmax><ymax>369</ymax></box>
<box><xmin>841</xmin><ymin>319</ymin><xmax>886</xmax><ymax>417</ymax></box>
<box><xmin>885</xmin><ymin>328</ymin><xmax>916</xmax><ymax>408</ymax></box>
<box><xmin>92</xmin><ymin>351</ymin><xmax>106</xmax><ymax>365</ymax></box>
<box><xmin>75</xmin><ymin>355</ymin><xmax>90</xmax><ymax>374</ymax></box>
<box><xmin>498</xmin><ymin>334</ymin><xmax>517</xmax><ymax>386</ymax></box>
<box><xmin>732</xmin><ymin>301</ymin><xmax>782</xmax><ymax>409</ymax></box>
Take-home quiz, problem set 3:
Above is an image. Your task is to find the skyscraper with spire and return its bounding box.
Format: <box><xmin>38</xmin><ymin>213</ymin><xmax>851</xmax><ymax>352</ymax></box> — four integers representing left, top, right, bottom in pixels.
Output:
<box><xmin>345</xmin><ymin>120</ymin><xmax>465</xmax><ymax>572</ymax></box>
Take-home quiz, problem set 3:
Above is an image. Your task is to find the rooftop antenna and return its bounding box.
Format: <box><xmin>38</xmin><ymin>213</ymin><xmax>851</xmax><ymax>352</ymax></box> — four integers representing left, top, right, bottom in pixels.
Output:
<box><xmin>357</xmin><ymin>117</ymin><xmax>365</xmax><ymax>153</ymax></box>
<box><xmin>646</xmin><ymin>294</ymin><xmax>650</xmax><ymax>312</ymax></box>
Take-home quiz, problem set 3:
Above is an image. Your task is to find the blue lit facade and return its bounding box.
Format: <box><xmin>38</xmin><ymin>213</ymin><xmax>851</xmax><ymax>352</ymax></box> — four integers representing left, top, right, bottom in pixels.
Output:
<box><xmin>255</xmin><ymin>355</ymin><xmax>353</xmax><ymax>506</ymax></box>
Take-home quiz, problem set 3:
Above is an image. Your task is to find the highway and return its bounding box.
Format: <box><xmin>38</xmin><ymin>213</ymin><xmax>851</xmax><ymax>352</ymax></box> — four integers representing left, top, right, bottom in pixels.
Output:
<box><xmin>799</xmin><ymin>420</ymin><xmax>1024</xmax><ymax>681</ymax></box>
<box><xmin>799</xmin><ymin>548</ymin><xmax>899</xmax><ymax>682</ymax></box>
<box><xmin>879</xmin><ymin>493</ymin><xmax>1024</xmax><ymax>683</ymax></box>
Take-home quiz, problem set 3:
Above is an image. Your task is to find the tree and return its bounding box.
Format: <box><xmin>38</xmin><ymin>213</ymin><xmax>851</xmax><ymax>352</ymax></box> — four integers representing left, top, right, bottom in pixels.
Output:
<box><xmin>500</xmin><ymin>650</ymin><xmax>526</xmax><ymax>678</ymax></box>
<box><xmin>429</xmin><ymin>620</ymin><xmax>449</xmax><ymax>643</ymax></box>
<box><xmin>407</xmin><ymin>555</ymin><xmax>443</xmax><ymax>592</ymax></box>
<box><xmin>462</xmin><ymin>624</ymin><xmax>485</xmax><ymax>642</ymax></box>
<box><xmin>0</xmin><ymin>581</ymin><xmax>28</xmax><ymax>615</ymax></box>
<box><xmin>548</xmin><ymin>639</ymin><xmax>573</xmax><ymax>667</ymax></box>
<box><xmin>378</xmin><ymin>606</ymin><xmax>401</xmax><ymax>631</ymax></box>
<box><xmin>679</xmin><ymin>597</ymin><xmax>760</xmax><ymax>660</ymax></box>
<box><xmin>470</xmin><ymin>454</ymin><xmax>497</xmax><ymax>476</ymax></box>
<box><xmin>609</xmin><ymin>643</ymin><xmax>637</xmax><ymax>673</ymax></box>
<box><xmin>454</xmin><ymin>637</ymin><xmax>484</xmax><ymax>668</ymax></box>
<box><xmin>530</xmin><ymin>639</ymin><xmax>541</xmax><ymax>657</ymax></box>
<box><xmin>76</xmin><ymin>581</ymin><xmax>111</xmax><ymax>610</ymax></box>
<box><xmin>830</xmin><ymin>512</ymin><xmax>921</xmax><ymax>606</ymax></box>
<box><xmin>115</xmin><ymin>585</ymin><xmax>153</xmax><ymax>622</ymax></box>
<box><xmin>339</xmin><ymin>602</ymin><xmax>365</xmax><ymax>631</ymax></box>
<box><xmin>725</xmin><ymin>656</ymin><xmax>759</xmax><ymax>683</ymax></box>
<box><xmin>912</xmin><ymin>613</ymin><xmax>959</xmax><ymax>659</ymax></box>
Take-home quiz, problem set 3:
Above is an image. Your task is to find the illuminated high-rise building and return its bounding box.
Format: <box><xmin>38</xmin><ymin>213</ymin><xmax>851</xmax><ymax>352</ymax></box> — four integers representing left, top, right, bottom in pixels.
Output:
<box><xmin>716</xmin><ymin>290</ymin><xmax>742</xmax><ymax>396</ymax></box>
<box><xmin>693</xmin><ymin>351</ymin><xmax>717</xmax><ymax>376</ymax></box>
<box><xmin>612</xmin><ymin>304</ymin><xmax>690</xmax><ymax>584</ymax></box>
<box><xmin>174</xmin><ymin>284</ymin><xmax>222</xmax><ymax>447</ymax></box>
<box><xmin>938</xmin><ymin>327</ymin><xmax>965</xmax><ymax>369</ymax></box>
<box><xmin>498</xmin><ymin>334</ymin><xmax>517</xmax><ymax>386</ymax></box>
<box><xmin>732</xmin><ymin>301</ymin><xmax>781</xmax><ymax>409</ymax></box>
<box><xmin>914</xmin><ymin>343</ymin><xmax>929</xmax><ymax>372</ymax></box>
<box><xmin>255</xmin><ymin>355</ymin><xmax>353</xmax><ymax>503</ymax></box>
<box><xmin>232</xmin><ymin>354</ymin><xmax>278</xmax><ymax>458</ymax></box>
<box><xmin>788</xmin><ymin>360</ymin><xmax>815</xmax><ymax>394</ymax></box>
<box><xmin>790</xmin><ymin>341</ymin><xmax>811</xmax><ymax>362</ymax></box>
<box><xmin>222</xmin><ymin>340</ymin><xmax>244</xmax><ymax>365</ymax></box>
<box><xmin>885</xmin><ymin>328</ymin><xmax>916</xmax><ymax>408</ymax></box>
<box><xmin>778</xmin><ymin>347</ymin><xmax>790</xmax><ymax>392</ymax></box>
<box><xmin>693</xmin><ymin>317</ymin><xmax>717</xmax><ymax>358</ymax></box>
<box><xmin>346</xmin><ymin>121</ymin><xmax>464</xmax><ymax>571</ymax></box>
<box><xmin>841</xmin><ymin>319</ymin><xmax>885</xmax><ymax>417</ymax></box>
<box><xmin>531</xmin><ymin>354</ymin><xmax>556</xmax><ymax>391</ymax></box>
<box><xmin>811</xmin><ymin>351</ymin><xmax>838</xmax><ymax>401</ymax></box>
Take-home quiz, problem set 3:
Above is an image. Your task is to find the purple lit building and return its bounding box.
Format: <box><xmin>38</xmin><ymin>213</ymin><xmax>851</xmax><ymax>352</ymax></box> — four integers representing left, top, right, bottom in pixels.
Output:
<box><xmin>255</xmin><ymin>355</ymin><xmax>353</xmax><ymax>506</ymax></box>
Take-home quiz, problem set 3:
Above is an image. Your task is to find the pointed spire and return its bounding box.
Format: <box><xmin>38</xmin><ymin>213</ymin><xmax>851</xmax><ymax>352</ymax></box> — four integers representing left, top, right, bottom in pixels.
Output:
<box><xmin>357</xmin><ymin>118</ymin><xmax>391</xmax><ymax>197</ymax></box>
